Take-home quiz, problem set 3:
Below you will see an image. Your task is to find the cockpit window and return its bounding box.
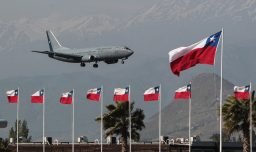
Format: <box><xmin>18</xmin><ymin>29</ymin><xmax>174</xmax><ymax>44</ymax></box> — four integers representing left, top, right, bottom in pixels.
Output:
<box><xmin>124</xmin><ymin>46</ymin><xmax>131</xmax><ymax>50</ymax></box>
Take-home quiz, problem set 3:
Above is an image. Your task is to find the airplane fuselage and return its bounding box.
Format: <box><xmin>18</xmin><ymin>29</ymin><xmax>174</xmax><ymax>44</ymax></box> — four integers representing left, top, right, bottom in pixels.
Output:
<box><xmin>51</xmin><ymin>46</ymin><xmax>133</xmax><ymax>63</ymax></box>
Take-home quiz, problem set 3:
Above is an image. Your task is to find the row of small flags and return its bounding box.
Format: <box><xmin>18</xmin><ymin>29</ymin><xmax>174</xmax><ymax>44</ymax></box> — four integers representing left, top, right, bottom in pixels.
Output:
<box><xmin>5</xmin><ymin>84</ymin><xmax>251</xmax><ymax>104</ymax></box>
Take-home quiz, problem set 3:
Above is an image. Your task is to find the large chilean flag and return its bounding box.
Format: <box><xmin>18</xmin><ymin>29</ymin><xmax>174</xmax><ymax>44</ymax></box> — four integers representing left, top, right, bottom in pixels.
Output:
<box><xmin>144</xmin><ymin>86</ymin><xmax>160</xmax><ymax>101</ymax></box>
<box><xmin>174</xmin><ymin>84</ymin><xmax>191</xmax><ymax>99</ymax></box>
<box><xmin>6</xmin><ymin>89</ymin><xmax>19</xmax><ymax>103</ymax></box>
<box><xmin>31</xmin><ymin>89</ymin><xmax>44</xmax><ymax>103</ymax></box>
<box><xmin>169</xmin><ymin>31</ymin><xmax>222</xmax><ymax>76</ymax></box>
<box><xmin>113</xmin><ymin>87</ymin><xmax>129</xmax><ymax>102</ymax></box>
<box><xmin>60</xmin><ymin>90</ymin><xmax>73</xmax><ymax>104</ymax></box>
<box><xmin>87</xmin><ymin>88</ymin><xmax>101</xmax><ymax>102</ymax></box>
<box><xmin>234</xmin><ymin>85</ymin><xmax>250</xmax><ymax>100</ymax></box>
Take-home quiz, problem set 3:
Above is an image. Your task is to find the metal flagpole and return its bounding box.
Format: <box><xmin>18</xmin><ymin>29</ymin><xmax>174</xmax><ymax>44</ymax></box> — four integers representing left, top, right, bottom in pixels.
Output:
<box><xmin>72</xmin><ymin>89</ymin><xmax>75</xmax><ymax>152</ymax></box>
<box><xmin>159</xmin><ymin>84</ymin><xmax>162</xmax><ymax>152</ymax></box>
<box><xmin>101</xmin><ymin>86</ymin><xmax>103</xmax><ymax>152</ymax></box>
<box><xmin>219</xmin><ymin>28</ymin><xmax>224</xmax><ymax>152</ymax></box>
<box><xmin>17</xmin><ymin>88</ymin><xmax>19</xmax><ymax>152</ymax></box>
<box><xmin>43</xmin><ymin>89</ymin><xmax>45</xmax><ymax>152</ymax></box>
<box><xmin>189</xmin><ymin>85</ymin><xmax>192</xmax><ymax>152</ymax></box>
<box><xmin>129</xmin><ymin>85</ymin><xmax>131</xmax><ymax>152</ymax></box>
<box><xmin>250</xmin><ymin>82</ymin><xmax>252</xmax><ymax>152</ymax></box>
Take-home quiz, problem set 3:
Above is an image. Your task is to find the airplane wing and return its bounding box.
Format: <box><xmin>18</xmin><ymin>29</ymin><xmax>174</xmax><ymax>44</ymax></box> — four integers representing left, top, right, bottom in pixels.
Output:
<box><xmin>53</xmin><ymin>52</ymin><xmax>82</xmax><ymax>60</ymax></box>
<box><xmin>32</xmin><ymin>50</ymin><xmax>82</xmax><ymax>60</ymax></box>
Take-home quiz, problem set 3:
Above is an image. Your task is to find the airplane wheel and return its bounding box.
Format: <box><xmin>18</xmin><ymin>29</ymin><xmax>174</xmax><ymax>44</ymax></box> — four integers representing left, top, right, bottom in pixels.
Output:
<box><xmin>93</xmin><ymin>63</ymin><xmax>98</xmax><ymax>68</ymax></box>
<box><xmin>80</xmin><ymin>62</ymin><xmax>85</xmax><ymax>67</ymax></box>
<box><xmin>121</xmin><ymin>60</ymin><xmax>124</xmax><ymax>64</ymax></box>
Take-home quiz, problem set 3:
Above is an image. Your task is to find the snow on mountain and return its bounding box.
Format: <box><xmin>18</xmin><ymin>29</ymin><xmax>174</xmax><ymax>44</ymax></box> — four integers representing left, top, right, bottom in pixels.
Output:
<box><xmin>125</xmin><ymin>0</ymin><xmax>256</xmax><ymax>27</ymax></box>
<box><xmin>0</xmin><ymin>15</ymin><xmax>120</xmax><ymax>51</ymax></box>
<box><xmin>0</xmin><ymin>0</ymin><xmax>256</xmax><ymax>52</ymax></box>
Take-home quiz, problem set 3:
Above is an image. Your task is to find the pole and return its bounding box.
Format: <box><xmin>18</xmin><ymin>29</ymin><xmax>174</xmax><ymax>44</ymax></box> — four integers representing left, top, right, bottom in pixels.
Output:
<box><xmin>159</xmin><ymin>84</ymin><xmax>162</xmax><ymax>152</ymax></box>
<box><xmin>219</xmin><ymin>28</ymin><xmax>224</xmax><ymax>152</ymax></box>
<box><xmin>129</xmin><ymin>85</ymin><xmax>131</xmax><ymax>152</ymax></box>
<box><xmin>189</xmin><ymin>94</ymin><xmax>191</xmax><ymax>152</ymax></box>
<box><xmin>250</xmin><ymin>82</ymin><xmax>252</xmax><ymax>152</ymax></box>
<box><xmin>101</xmin><ymin>86</ymin><xmax>103</xmax><ymax>152</ymax></box>
<box><xmin>17</xmin><ymin>88</ymin><xmax>19</xmax><ymax>152</ymax></box>
<box><xmin>43</xmin><ymin>89</ymin><xmax>45</xmax><ymax>152</ymax></box>
<box><xmin>72</xmin><ymin>89</ymin><xmax>75</xmax><ymax>152</ymax></box>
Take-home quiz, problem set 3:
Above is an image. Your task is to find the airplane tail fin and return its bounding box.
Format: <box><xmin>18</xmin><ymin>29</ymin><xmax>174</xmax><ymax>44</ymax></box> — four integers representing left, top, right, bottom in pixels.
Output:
<box><xmin>46</xmin><ymin>30</ymin><xmax>62</xmax><ymax>52</ymax></box>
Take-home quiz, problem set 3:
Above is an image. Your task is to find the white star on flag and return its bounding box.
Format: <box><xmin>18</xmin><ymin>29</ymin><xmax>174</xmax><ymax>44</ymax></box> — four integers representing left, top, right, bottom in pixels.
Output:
<box><xmin>210</xmin><ymin>36</ymin><xmax>215</xmax><ymax>42</ymax></box>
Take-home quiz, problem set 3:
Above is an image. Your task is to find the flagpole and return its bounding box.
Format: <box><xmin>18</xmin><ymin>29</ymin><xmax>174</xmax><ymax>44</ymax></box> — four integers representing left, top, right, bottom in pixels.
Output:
<box><xmin>101</xmin><ymin>86</ymin><xmax>103</xmax><ymax>152</ymax></box>
<box><xmin>189</xmin><ymin>84</ymin><xmax>192</xmax><ymax>152</ymax></box>
<box><xmin>219</xmin><ymin>28</ymin><xmax>224</xmax><ymax>152</ymax></box>
<box><xmin>250</xmin><ymin>82</ymin><xmax>252</xmax><ymax>152</ymax></box>
<box><xmin>72</xmin><ymin>89</ymin><xmax>75</xmax><ymax>152</ymax></box>
<box><xmin>17</xmin><ymin>88</ymin><xmax>19</xmax><ymax>152</ymax></box>
<box><xmin>128</xmin><ymin>85</ymin><xmax>132</xmax><ymax>152</ymax></box>
<box><xmin>159</xmin><ymin>84</ymin><xmax>162</xmax><ymax>152</ymax></box>
<box><xmin>43</xmin><ymin>89</ymin><xmax>45</xmax><ymax>152</ymax></box>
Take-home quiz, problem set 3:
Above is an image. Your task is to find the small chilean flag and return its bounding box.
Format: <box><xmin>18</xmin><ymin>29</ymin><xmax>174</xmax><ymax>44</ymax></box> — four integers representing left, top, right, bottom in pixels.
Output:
<box><xmin>113</xmin><ymin>87</ymin><xmax>129</xmax><ymax>102</ymax></box>
<box><xmin>144</xmin><ymin>86</ymin><xmax>160</xmax><ymax>101</ymax></box>
<box><xmin>31</xmin><ymin>89</ymin><xmax>44</xmax><ymax>103</ymax></box>
<box><xmin>60</xmin><ymin>90</ymin><xmax>73</xmax><ymax>104</ymax></box>
<box><xmin>175</xmin><ymin>84</ymin><xmax>191</xmax><ymax>99</ymax></box>
<box><xmin>87</xmin><ymin>88</ymin><xmax>101</xmax><ymax>101</ymax></box>
<box><xmin>6</xmin><ymin>89</ymin><xmax>19</xmax><ymax>103</ymax></box>
<box><xmin>169</xmin><ymin>31</ymin><xmax>222</xmax><ymax>76</ymax></box>
<box><xmin>234</xmin><ymin>85</ymin><xmax>250</xmax><ymax>100</ymax></box>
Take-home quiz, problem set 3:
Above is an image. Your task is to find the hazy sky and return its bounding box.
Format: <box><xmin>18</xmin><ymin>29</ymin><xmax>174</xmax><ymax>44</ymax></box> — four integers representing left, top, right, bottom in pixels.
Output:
<box><xmin>0</xmin><ymin>0</ymin><xmax>255</xmax><ymax>141</ymax></box>
<box><xmin>0</xmin><ymin>0</ymin><xmax>156</xmax><ymax>20</ymax></box>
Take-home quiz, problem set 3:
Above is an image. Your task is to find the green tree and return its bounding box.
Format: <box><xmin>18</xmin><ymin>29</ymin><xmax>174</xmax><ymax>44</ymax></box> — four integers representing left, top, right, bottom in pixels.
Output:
<box><xmin>222</xmin><ymin>92</ymin><xmax>256</xmax><ymax>152</ymax></box>
<box><xmin>0</xmin><ymin>138</ymin><xmax>10</xmax><ymax>152</ymax></box>
<box><xmin>95</xmin><ymin>102</ymin><xmax>145</xmax><ymax>152</ymax></box>
<box><xmin>8</xmin><ymin>120</ymin><xmax>31</xmax><ymax>143</ymax></box>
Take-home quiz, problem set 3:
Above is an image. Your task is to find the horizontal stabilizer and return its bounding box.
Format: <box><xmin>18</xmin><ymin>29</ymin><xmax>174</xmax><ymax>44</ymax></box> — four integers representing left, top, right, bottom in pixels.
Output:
<box><xmin>31</xmin><ymin>50</ymin><xmax>53</xmax><ymax>55</ymax></box>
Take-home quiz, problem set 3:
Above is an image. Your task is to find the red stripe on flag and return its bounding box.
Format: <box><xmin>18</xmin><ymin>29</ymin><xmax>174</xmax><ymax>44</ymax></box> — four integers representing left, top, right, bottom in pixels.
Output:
<box><xmin>31</xmin><ymin>96</ymin><xmax>43</xmax><ymax>103</ymax></box>
<box><xmin>234</xmin><ymin>92</ymin><xmax>250</xmax><ymax>100</ymax></box>
<box><xmin>87</xmin><ymin>94</ymin><xmax>100</xmax><ymax>102</ymax></box>
<box><xmin>114</xmin><ymin>94</ymin><xmax>129</xmax><ymax>102</ymax></box>
<box><xmin>175</xmin><ymin>92</ymin><xmax>191</xmax><ymax>99</ymax></box>
<box><xmin>7</xmin><ymin>96</ymin><xmax>18</xmax><ymax>103</ymax></box>
<box><xmin>60</xmin><ymin>97</ymin><xmax>72</xmax><ymax>104</ymax></box>
<box><xmin>144</xmin><ymin>93</ymin><xmax>159</xmax><ymax>101</ymax></box>
<box><xmin>171</xmin><ymin>46</ymin><xmax>216</xmax><ymax>76</ymax></box>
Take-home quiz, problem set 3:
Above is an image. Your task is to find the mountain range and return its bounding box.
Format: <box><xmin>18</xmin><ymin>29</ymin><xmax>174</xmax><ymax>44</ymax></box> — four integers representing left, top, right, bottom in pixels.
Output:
<box><xmin>141</xmin><ymin>73</ymin><xmax>233</xmax><ymax>140</ymax></box>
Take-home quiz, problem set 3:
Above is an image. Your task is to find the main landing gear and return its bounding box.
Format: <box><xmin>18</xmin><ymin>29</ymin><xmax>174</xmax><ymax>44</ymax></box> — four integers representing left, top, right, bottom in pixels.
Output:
<box><xmin>80</xmin><ymin>62</ymin><xmax>86</xmax><ymax>67</ymax></box>
<box><xmin>93</xmin><ymin>62</ymin><xmax>98</xmax><ymax>68</ymax></box>
<box><xmin>80</xmin><ymin>62</ymin><xmax>98</xmax><ymax>68</ymax></box>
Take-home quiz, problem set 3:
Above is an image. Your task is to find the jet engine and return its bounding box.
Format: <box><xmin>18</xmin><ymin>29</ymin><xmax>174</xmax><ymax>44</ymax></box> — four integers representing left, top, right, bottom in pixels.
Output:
<box><xmin>104</xmin><ymin>59</ymin><xmax>118</xmax><ymax>64</ymax></box>
<box><xmin>81</xmin><ymin>55</ymin><xmax>95</xmax><ymax>62</ymax></box>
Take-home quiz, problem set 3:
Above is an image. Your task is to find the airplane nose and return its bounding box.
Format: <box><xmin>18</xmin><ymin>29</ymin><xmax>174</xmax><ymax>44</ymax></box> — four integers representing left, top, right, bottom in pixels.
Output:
<box><xmin>124</xmin><ymin>46</ymin><xmax>134</xmax><ymax>56</ymax></box>
<box><xmin>128</xmin><ymin>49</ymin><xmax>134</xmax><ymax>55</ymax></box>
